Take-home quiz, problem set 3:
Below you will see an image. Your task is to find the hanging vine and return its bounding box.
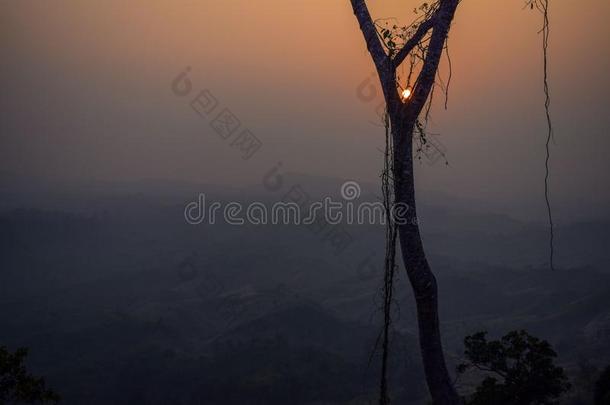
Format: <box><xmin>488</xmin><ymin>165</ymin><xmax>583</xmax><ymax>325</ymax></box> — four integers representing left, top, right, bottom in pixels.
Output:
<box><xmin>540</xmin><ymin>0</ymin><xmax>554</xmax><ymax>271</ymax></box>
<box><xmin>378</xmin><ymin>111</ymin><xmax>399</xmax><ymax>405</ymax></box>
<box><xmin>525</xmin><ymin>0</ymin><xmax>554</xmax><ymax>270</ymax></box>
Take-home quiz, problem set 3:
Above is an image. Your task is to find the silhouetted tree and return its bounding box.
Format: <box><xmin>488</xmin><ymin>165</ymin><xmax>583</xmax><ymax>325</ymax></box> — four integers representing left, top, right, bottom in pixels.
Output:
<box><xmin>595</xmin><ymin>365</ymin><xmax>610</xmax><ymax>405</ymax></box>
<box><xmin>349</xmin><ymin>2</ymin><xmax>460</xmax><ymax>401</ymax></box>
<box><xmin>457</xmin><ymin>330</ymin><xmax>570</xmax><ymax>404</ymax></box>
<box><xmin>0</xmin><ymin>346</ymin><xmax>60</xmax><ymax>404</ymax></box>
<box><xmin>349</xmin><ymin>1</ymin><xmax>552</xmax><ymax>403</ymax></box>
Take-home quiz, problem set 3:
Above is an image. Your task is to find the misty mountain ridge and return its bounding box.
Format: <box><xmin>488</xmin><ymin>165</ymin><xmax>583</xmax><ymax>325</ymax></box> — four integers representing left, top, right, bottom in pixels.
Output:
<box><xmin>1</xmin><ymin>174</ymin><xmax>608</xmax><ymax>403</ymax></box>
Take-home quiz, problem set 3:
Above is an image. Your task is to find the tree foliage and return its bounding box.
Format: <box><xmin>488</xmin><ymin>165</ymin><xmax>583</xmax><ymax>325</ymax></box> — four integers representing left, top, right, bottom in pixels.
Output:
<box><xmin>457</xmin><ymin>330</ymin><xmax>570</xmax><ymax>405</ymax></box>
<box><xmin>0</xmin><ymin>346</ymin><xmax>60</xmax><ymax>404</ymax></box>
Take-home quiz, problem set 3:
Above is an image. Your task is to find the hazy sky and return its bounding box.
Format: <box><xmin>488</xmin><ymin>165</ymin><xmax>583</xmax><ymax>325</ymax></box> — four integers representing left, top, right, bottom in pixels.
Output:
<box><xmin>2</xmin><ymin>1</ymin><xmax>609</xmax><ymax>221</ymax></box>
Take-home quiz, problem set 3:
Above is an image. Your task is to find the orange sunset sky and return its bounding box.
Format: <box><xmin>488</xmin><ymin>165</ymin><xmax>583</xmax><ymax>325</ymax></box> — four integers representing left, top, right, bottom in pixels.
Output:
<box><xmin>2</xmin><ymin>1</ymin><xmax>609</xmax><ymax>221</ymax></box>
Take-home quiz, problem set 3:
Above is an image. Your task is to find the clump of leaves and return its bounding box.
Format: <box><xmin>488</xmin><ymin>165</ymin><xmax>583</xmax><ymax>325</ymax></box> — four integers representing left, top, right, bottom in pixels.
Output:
<box><xmin>457</xmin><ymin>330</ymin><xmax>571</xmax><ymax>405</ymax></box>
<box><xmin>0</xmin><ymin>346</ymin><xmax>60</xmax><ymax>404</ymax></box>
<box><xmin>375</xmin><ymin>2</ymin><xmax>437</xmax><ymax>58</ymax></box>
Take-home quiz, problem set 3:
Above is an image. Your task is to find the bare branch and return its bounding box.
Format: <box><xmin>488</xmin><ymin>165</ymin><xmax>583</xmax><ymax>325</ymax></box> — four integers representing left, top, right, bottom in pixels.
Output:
<box><xmin>350</xmin><ymin>0</ymin><xmax>388</xmax><ymax>71</ymax></box>
<box><xmin>392</xmin><ymin>15</ymin><xmax>437</xmax><ymax>69</ymax></box>
<box><xmin>406</xmin><ymin>0</ymin><xmax>459</xmax><ymax>120</ymax></box>
<box><xmin>350</xmin><ymin>0</ymin><xmax>398</xmax><ymax>107</ymax></box>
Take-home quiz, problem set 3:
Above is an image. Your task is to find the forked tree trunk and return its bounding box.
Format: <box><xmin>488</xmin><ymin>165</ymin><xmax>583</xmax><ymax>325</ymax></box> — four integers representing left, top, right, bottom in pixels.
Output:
<box><xmin>349</xmin><ymin>1</ymin><xmax>461</xmax><ymax>403</ymax></box>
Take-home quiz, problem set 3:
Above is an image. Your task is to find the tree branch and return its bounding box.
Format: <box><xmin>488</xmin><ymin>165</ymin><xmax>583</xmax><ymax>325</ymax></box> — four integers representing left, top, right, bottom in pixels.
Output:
<box><xmin>406</xmin><ymin>0</ymin><xmax>459</xmax><ymax>120</ymax></box>
<box><xmin>471</xmin><ymin>363</ymin><xmax>509</xmax><ymax>380</ymax></box>
<box><xmin>350</xmin><ymin>0</ymin><xmax>398</xmax><ymax>107</ymax></box>
<box><xmin>392</xmin><ymin>15</ymin><xmax>437</xmax><ymax>69</ymax></box>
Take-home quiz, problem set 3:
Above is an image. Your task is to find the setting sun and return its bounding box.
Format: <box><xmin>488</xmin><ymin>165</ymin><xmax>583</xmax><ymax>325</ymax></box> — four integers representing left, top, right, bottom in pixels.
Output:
<box><xmin>401</xmin><ymin>88</ymin><xmax>412</xmax><ymax>100</ymax></box>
